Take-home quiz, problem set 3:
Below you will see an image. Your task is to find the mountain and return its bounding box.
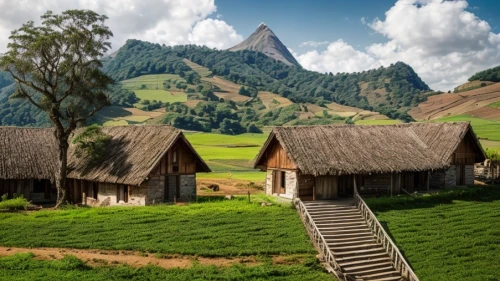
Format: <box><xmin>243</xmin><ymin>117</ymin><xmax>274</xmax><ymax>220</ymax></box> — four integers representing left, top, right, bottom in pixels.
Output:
<box><xmin>468</xmin><ymin>65</ymin><xmax>500</xmax><ymax>82</ymax></box>
<box><xmin>228</xmin><ymin>23</ymin><xmax>300</xmax><ymax>67</ymax></box>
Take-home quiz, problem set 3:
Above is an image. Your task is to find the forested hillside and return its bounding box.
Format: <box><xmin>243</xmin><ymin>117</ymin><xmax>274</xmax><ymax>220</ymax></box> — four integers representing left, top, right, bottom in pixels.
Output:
<box><xmin>104</xmin><ymin>40</ymin><xmax>431</xmax><ymax>121</ymax></box>
<box><xmin>469</xmin><ymin>65</ymin><xmax>500</xmax><ymax>82</ymax></box>
<box><xmin>0</xmin><ymin>39</ymin><xmax>433</xmax><ymax>128</ymax></box>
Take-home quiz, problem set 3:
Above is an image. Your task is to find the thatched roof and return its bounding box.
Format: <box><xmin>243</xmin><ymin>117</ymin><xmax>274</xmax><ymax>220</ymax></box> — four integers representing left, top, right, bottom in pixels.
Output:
<box><xmin>0</xmin><ymin>127</ymin><xmax>57</xmax><ymax>181</ymax></box>
<box><xmin>254</xmin><ymin>122</ymin><xmax>486</xmax><ymax>176</ymax></box>
<box><xmin>0</xmin><ymin>125</ymin><xmax>210</xmax><ymax>185</ymax></box>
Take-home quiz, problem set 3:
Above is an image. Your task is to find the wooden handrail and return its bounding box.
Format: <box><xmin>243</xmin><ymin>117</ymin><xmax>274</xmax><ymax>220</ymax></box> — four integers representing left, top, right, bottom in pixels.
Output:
<box><xmin>354</xmin><ymin>193</ymin><xmax>419</xmax><ymax>281</ymax></box>
<box><xmin>294</xmin><ymin>199</ymin><xmax>358</xmax><ymax>281</ymax></box>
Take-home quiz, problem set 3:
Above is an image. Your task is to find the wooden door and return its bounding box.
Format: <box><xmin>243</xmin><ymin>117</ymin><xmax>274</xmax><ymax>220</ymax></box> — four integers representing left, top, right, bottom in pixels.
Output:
<box><xmin>272</xmin><ymin>170</ymin><xmax>286</xmax><ymax>194</ymax></box>
<box><xmin>166</xmin><ymin>175</ymin><xmax>180</xmax><ymax>202</ymax></box>
<box><xmin>315</xmin><ymin>176</ymin><xmax>338</xmax><ymax>200</ymax></box>
<box><xmin>456</xmin><ymin>165</ymin><xmax>465</xmax><ymax>185</ymax></box>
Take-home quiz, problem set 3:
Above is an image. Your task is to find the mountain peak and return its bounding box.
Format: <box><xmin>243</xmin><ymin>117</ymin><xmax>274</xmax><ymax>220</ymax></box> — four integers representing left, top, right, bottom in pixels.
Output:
<box><xmin>228</xmin><ymin>24</ymin><xmax>300</xmax><ymax>66</ymax></box>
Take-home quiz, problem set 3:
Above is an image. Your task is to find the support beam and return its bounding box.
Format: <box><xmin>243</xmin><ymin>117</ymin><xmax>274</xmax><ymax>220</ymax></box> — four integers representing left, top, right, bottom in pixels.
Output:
<box><xmin>353</xmin><ymin>175</ymin><xmax>358</xmax><ymax>195</ymax></box>
<box><xmin>427</xmin><ymin>171</ymin><xmax>430</xmax><ymax>191</ymax></box>
<box><xmin>390</xmin><ymin>172</ymin><xmax>393</xmax><ymax>197</ymax></box>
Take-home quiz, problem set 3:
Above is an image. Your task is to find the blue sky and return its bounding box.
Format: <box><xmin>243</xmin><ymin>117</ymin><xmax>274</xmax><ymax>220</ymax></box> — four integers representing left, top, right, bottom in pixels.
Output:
<box><xmin>0</xmin><ymin>0</ymin><xmax>499</xmax><ymax>90</ymax></box>
<box><xmin>214</xmin><ymin>0</ymin><xmax>500</xmax><ymax>52</ymax></box>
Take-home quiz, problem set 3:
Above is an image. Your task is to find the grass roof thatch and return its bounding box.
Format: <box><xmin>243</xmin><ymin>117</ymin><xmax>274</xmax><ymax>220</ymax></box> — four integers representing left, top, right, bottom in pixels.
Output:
<box><xmin>0</xmin><ymin>127</ymin><xmax>57</xmax><ymax>181</ymax></box>
<box><xmin>0</xmin><ymin>125</ymin><xmax>210</xmax><ymax>185</ymax></box>
<box><xmin>254</xmin><ymin>122</ymin><xmax>486</xmax><ymax>176</ymax></box>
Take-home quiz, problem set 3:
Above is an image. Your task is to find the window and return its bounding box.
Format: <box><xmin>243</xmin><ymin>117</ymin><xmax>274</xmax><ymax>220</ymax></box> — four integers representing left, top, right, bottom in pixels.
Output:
<box><xmin>117</xmin><ymin>185</ymin><xmax>129</xmax><ymax>203</ymax></box>
<box><xmin>172</xmin><ymin>149</ymin><xmax>179</xmax><ymax>173</ymax></box>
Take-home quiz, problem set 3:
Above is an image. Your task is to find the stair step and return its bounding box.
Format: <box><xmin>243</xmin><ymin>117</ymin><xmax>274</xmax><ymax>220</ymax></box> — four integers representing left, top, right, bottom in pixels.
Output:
<box><xmin>344</xmin><ymin>262</ymin><xmax>393</xmax><ymax>274</ymax></box>
<box><xmin>308</xmin><ymin>211</ymin><xmax>360</xmax><ymax>216</ymax></box>
<box><xmin>331</xmin><ymin>243</ymin><xmax>381</xmax><ymax>252</ymax></box>
<box><xmin>315</xmin><ymin>221</ymin><xmax>366</xmax><ymax>227</ymax></box>
<box><xmin>335</xmin><ymin>251</ymin><xmax>389</xmax><ymax>261</ymax></box>
<box><xmin>310</xmin><ymin>215</ymin><xmax>364</xmax><ymax>221</ymax></box>
<box><xmin>313</xmin><ymin>217</ymin><xmax>365</xmax><ymax>223</ymax></box>
<box><xmin>368</xmin><ymin>276</ymin><xmax>404</xmax><ymax>281</ymax></box>
<box><xmin>334</xmin><ymin>248</ymin><xmax>386</xmax><ymax>259</ymax></box>
<box><xmin>324</xmin><ymin>235</ymin><xmax>376</xmax><ymax>243</ymax></box>
<box><xmin>326</xmin><ymin>238</ymin><xmax>375</xmax><ymax>246</ymax></box>
<box><xmin>356</xmin><ymin>270</ymin><xmax>401</xmax><ymax>279</ymax></box>
<box><xmin>338</xmin><ymin>257</ymin><xmax>392</xmax><ymax>267</ymax></box>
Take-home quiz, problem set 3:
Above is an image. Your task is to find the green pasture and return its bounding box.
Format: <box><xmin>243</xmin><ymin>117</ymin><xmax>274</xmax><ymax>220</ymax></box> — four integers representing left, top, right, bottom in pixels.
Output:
<box><xmin>355</xmin><ymin>119</ymin><xmax>402</xmax><ymax>125</ymax></box>
<box><xmin>121</xmin><ymin>74</ymin><xmax>186</xmax><ymax>90</ymax></box>
<box><xmin>133</xmin><ymin>89</ymin><xmax>187</xmax><ymax>103</ymax></box>
<box><xmin>433</xmin><ymin>115</ymin><xmax>500</xmax><ymax>142</ymax></box>
<box><xmin>366</xmin><ymin>186</ymin><xmax>500</xmax><ymax>281</ymax></box>
<box><xmin>0</xmin><ymin>197</ymin><xmax>312</xmax><ymax>257</ymax></box>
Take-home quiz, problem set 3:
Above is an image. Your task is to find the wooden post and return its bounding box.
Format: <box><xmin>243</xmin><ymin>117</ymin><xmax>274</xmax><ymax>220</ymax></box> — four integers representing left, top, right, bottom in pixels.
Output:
<box><xmin>313</xmin><ymin>185</ymin><xmax>316</xmax><ymax>201</ymax></box>
<box><xmin>390</xmin><ymin>172</ymin><xmax>393</xmax><ymax>197</ymax></box>
<box><xmin>398</xmin><ymin>173</ymin><xmax>402</xmax><ymax>195</ymax></box>
<box><xmin>353</xmin><ymin>175</ymin><xmax>358</xmax><ymax>195</ymax></box>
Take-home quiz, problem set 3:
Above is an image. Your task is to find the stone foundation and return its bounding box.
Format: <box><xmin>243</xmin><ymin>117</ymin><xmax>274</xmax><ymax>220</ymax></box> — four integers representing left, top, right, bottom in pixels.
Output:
<box><xmin>179</xmin><ymin>175</ymin><xmax>196</xmax><ymax>202</ymax></box>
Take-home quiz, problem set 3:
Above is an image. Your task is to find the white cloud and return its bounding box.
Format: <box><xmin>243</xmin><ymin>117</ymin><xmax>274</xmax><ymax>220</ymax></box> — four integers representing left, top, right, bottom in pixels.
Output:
<box><xmin>298</xmin><ymin>0</ymin><xmax>500</xmax><ymax>91</ymax></box>
<box><xmin>0</xmin><ymin>0</ymin><xmax>242</xmax><ymax>52</ymax></box>
<box><xmin>297</xmin><ymin>40</ymin><xmax>381</xmax><ymax>74</ymax></box>
<box><xmin>299</xmin><ymin>41</ymin><xmax>330</xmax><ymax>48</ymax></box>
<box><xmin>188</xmin><ymin>19</ymin><xmax>242</xmax><ymax>49</ymax></box>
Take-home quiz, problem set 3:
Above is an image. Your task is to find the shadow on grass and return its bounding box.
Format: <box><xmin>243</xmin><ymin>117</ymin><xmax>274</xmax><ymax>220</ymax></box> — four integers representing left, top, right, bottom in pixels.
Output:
<box><xmin>364</xmin><ymin>185</ymin><xmax>500</xmax><ymax>212</ymax></box>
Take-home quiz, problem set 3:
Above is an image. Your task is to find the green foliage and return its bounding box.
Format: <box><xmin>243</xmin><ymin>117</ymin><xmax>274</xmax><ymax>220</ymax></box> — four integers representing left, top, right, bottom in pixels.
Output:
<box><xmin>0</xmin><ymin>253</ymin><xmax>330</xmax><ymax>281</ymax></box>
<box><xmin>468</xmin><ymin>65</ymin><xmax>500</xmax><ymax>82</ymax></box>
<box><xmin>72</xmin><ymin>125</ymin><xmax>111</xmax><ymax>164</ymax></box>
<box><xmin>485</xmin><ymin>148</ymin><xmax>500</xmax><ymax>164</ymax></box>
<box><xmin>365</xmin><ymin>186</ymin><xmax>500</xmax><ymax>281</ymax></box>
<box><xmin>0</xmin><ymin>199</ymin><xmax>314</xmax><ymax>257</ymax></box>
<box><xmin>0</xmin><ymin>194</ymin><xmax>29</xmax><ymax>211</ymax></box>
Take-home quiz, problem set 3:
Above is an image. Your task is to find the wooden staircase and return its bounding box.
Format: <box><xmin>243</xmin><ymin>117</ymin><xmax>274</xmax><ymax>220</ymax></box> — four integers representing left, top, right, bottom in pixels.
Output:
<box><xmin>295</xmin><ymin>195</ymin><xmax>419</xmax><ymax>281</ymax></box>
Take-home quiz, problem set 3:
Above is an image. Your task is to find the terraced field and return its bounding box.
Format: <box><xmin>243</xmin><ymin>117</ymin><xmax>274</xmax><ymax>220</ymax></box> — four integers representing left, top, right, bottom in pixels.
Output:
<box><xmin>410</xmin><ymin>82</ymin><xmax>500</xmax><ymax>121</ymax></box>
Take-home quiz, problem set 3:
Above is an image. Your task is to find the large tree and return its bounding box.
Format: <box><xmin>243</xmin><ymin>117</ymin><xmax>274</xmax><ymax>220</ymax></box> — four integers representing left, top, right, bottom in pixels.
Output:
<box><xmin>0</xmin><ymin>10</ymin><xmax>113</xmax><ymax>207</ymax></box>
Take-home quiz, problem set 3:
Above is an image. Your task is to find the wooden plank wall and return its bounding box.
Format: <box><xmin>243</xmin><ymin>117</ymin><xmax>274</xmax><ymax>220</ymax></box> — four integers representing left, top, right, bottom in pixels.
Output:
<box><xmin>315</xmin><ymin>176</ymin><xmax>338</xmax><ymax>199</ymax></box>
<box><xmin>453</xmin><ymin>131</ymin><xmax>480</xmax><ymax>164</ymax></box>
<box><xmin>262</xmin><ymin>139</ymin><xmax>296</xmax><ymax>170</ymax></box>
<box><xmin>298</xmin><ymin>174</ymin><xmax>315</xmax><ymax>200</ymax></box>
<box><xmin>151</xmin><ymin>138</ymin><xmax>197</xmax><ymax>176</ymax></box>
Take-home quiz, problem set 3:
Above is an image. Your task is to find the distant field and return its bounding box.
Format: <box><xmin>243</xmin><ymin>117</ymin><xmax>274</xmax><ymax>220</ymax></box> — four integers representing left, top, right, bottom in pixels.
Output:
<box><xmin>258</xmin><ymin>91</ymin><xmax>293</xmax><ymax>109</ymax></box>
<box><xmin>96</xmin><ymin>106</ymin><xmax>164</xmax><ymax>126</ymax></box>
<box><xmin>186</xmin><ymin>133</ymin><xmax>268</xmax><ymax>182</ymax></box>
<box><xmin>183</xmin><ymin>59</ymin><xmax>212</xmax><ymax>77</ymax></box>
<box><xmin>121</xmin><ymin>74</ymin><xmax>186</xmax><ymax>90</ymax></box>
<box><xmin>133</xmin><ymin>89</ymin><xmax>187</xmax><ymax>103</ymax></box>
<box><xmin>202</xmin><ymin>76</ymin><xmax>252</xmax><ymax>102</ymax></box>
<box><xmin>433</xmin><ymin>115</ymin><xmax>500</xmax><ymax>142</ymax></box>
<box><xmin>366</xmin><ymin>187</ymin><xmax>500</xmax><ymax>281</ymax></box>
<box><xmin>355</xmin><ymin>119</ymin><xmax>402</xmax><ymax>125</ymax></box>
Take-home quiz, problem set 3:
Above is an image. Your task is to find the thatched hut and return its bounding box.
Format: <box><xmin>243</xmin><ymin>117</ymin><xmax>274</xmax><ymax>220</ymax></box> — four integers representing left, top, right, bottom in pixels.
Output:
<box><xmin>254</xmin><ymin>122</ymin><xmax>485</xmax><ymax>200</ymax></box>
<box><xmin>0</xmin><ymin>125</ymin><xmax>210</xmax><ymax>206</ymax></box>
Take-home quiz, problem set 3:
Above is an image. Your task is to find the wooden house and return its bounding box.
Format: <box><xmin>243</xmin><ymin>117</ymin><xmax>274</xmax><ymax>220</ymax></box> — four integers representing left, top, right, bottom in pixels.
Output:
<box><xmin>0</xmin><ymin>125</ymin><xmax>210</xmax><ymax>206</ymax></box>
<box><xmin>254</xmin><ymin>122</ymin><xmax>485</xmax><ymax>200</ymax></box>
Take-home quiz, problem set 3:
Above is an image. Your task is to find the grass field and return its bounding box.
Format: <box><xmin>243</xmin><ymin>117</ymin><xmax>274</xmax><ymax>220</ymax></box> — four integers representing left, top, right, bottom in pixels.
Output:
<box><xmin>186</xmin><ymin>133</ymin><xmax>268</xmax><ymax>182</ymax></box>
<box><xmin>0</xmin><ymin>197</ymin><xmax>312</xmax><ymax>257</ymax></box>
<box><xmin>366</xmin><ymin>186</ymin><xmax>500</xmax><ymax>281</ymax></box>
<box><xmin>133</xmin><ymin>89</ymin><xmax>187</xmax><ymax>103</ymax></box>
<box><xmin>121</xmin><ymin>74</ymin><xmax>186</xmax><ymax>90</ymax></box>
<box><xmin>433</xmin><ymin>115</ymin><xmax>500</xmax><ymax>141</ymax></box>
<box><xmin>183</xmin><ymin>59</ymin><xmax>212</xmax><ymax>77</ymax></box>
<box><xmin>0</xmin><ymin>253</ymin><xmax>330</xmax><ymax>281</ymax></box>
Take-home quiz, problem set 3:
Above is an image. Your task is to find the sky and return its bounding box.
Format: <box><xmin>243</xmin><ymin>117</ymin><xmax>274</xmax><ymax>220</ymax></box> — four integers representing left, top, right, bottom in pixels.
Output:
<box><xmin>0</xmin><ymin>0</ymin><xmax>499</xmax><ymax>91</ymax></box>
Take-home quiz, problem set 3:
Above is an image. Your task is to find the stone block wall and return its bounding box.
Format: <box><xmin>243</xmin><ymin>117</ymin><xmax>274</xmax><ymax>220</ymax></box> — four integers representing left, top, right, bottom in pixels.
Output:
<box><xmin>283</xmin><ymin>171</ymin><xmax>297</xmax><ymax>199</ymax></box>
<box><xmin>465</xmin><ymin>165</ymin><xmax>474</xmax><ymax>185</ymax></box>
<box><xmin>445</xmin><ymin>165</ymin><xmax>457</xmax><ymax>187</ymax></box>
<box><xmin>97</xmin><ymin>182</ymin><xmax>146</xmax><ymax>206</ymax></box>
<box><xmin>145</xmin><ymin>175</ymin><xmax>165</xmax><ymax>205</ymax></box>
<box><xmin>265</xmin><ymin>170</ymin><xmax>273</xmax><ymax>195</ymax></box>
<box><xmin>179</xmin><ymin>174</ymin><xmax>196</xmax><ymax>202</ymax></box>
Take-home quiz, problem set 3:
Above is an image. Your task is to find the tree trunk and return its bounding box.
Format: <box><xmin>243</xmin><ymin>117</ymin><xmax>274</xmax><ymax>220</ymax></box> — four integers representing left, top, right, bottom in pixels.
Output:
<box><xmin>54</xmin><ymin>135</ymin><xmax>70</xmax><ymax>208</ymax></box>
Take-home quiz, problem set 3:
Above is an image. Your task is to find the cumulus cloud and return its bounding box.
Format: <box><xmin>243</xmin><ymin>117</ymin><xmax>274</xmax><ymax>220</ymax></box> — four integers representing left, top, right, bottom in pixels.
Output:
<box><xmin>297</xmin><ymin>40</ymin><xmax>381</xmax><ymax>74</ymax></box>
<box><xmin>298</xmin><ymin>0</ymin><xmax>500</xmax><ymax>91</ymax></box>
<box><xmin>188</xmin><ymin>19</ymin><xmax>242</xmax><ymax>49</ymax></box>
<box><xmin>0</xmin><ymin>0</ymin><xmax>242</xmax><ymax>53</ymax></box>
<box><xmin>299</xmin><ymin>41</ymin><xmax>330</xmax><ymax>48</ymax></box>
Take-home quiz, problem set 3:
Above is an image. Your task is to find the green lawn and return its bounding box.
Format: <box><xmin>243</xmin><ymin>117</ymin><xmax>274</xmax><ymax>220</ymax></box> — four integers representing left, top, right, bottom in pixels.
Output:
<box><xmin>0</xmin><ymin>198</ymin><xmax>312</xmax><ymax>257</ymax></box>
<box><xmin>0</xmin><ymin>253</ymin><xmax>330</xmax><ymax>281</ymax></box>
<box><xmin>365</xmin><ymin>186</ymin><xmax>500</xmax><ymax>281</ymax></box>
<box><xmin>121</xmin><ymin>74</ymin><xmax>186</xmax><ymax>90</ymax></box>
<box><xmin>197</xmin><ymin>171</ymin><xmax>266</xmax><ymax>182</ymax></box>
<box><xmin>433</xmin><ymin>115</ymin><xmax>500</xmax><ymax>141</ymax></box>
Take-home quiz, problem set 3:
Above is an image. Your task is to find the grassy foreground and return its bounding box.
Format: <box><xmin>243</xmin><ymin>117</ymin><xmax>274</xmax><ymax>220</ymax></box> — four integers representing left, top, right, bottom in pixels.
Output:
<box><xmin>0</xmin><ymin>253</ymin><xmax>330</xmax><ymax>281</ymax></box>
<box><xmin>366</xmin><ymin>186</ymin><xmax>500</xmax><ymax>281</ymax></box>
<box><xmin>0</xmin><ymin>197</ymin><xmax>313</xmax><ymax>257</ymax></box>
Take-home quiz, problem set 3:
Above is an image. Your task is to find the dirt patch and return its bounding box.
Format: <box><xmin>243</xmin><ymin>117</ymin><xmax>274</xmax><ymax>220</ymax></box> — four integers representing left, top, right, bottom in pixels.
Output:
<box><xmin>198</xmin><ymin>178</ymin><xmax>264</xmax><ymax>195</ymax></box>
<box><xmin>0</xmin><ymin>247</ymin><xmax>263</xmax><ymax>269</ymax></box>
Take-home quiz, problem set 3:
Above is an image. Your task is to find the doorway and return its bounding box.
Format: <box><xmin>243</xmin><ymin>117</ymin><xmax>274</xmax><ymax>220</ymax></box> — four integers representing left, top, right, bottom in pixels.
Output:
<box><xmin>272</xmin><ymin>170</ymin><xmax>286</xmax><ymax>194</ymax></box>
<box><xmin>165</xmin><ymin>175</ymin><xmax>180</xmax><ymax>202</ymax></box>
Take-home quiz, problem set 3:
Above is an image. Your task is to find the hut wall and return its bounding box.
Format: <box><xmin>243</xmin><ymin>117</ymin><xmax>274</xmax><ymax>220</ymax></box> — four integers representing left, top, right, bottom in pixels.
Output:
<box><xmin>165</xmin><ymin>140</ymin><xmax>197</xmax><ymax>175</ymax></box>
<box><xmin>315</xmin><ymin>175</ymin><xmax>338</xmax><ymax>200</ymax></box>
<box><xmin>96</xmin><ymin>182</ymin><xmax>146</xmax><ymax>206</ymax></box>
<box><xmin>179</xmin><ymin>174</ymin><xmax>196</xmax><ymax>201</ymax></box>
<box><xmin>445</xmin><ymin>166</ymin><xmax>457</xmax><ymax>187</ymax></box>
<box><xmin>261</xmin><ymin>139</ymin><xmax>296</xmax><ymax>170</ymax></box>
<box><xmin>265</xmin><ymin>170</ymin><xmax>273</xmax><ymax>195</ymax></box>
<box><xmin>298</xmin><ymin>174</ymin><xmax>315</xmax><ymax>200</ymax></box>
<box><xmin>465</xmin><ymin>165</ymin><xmax>474</xmax><ymax>185</ymax></box>
<box><xmin>430</xmin><ymin>171</ymin><xmax>445</xmax><ymax>188</ymax></box>
<box><xmin>0</xmin><ymin>179</ymin><xmax>54</xmax><ymax>202</ymax></box>
<box><xmin>144</xmin><ymin>174</ymin><xmax>196</xmax><ymax>204</ymax></box>
<box><xmin>360</xmin><ymin>174</ymin><xmax>391</xmax><ymax>193</ymax></box>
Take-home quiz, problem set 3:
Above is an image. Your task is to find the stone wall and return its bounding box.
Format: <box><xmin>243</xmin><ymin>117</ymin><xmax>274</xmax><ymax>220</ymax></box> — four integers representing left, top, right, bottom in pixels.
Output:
<box><xmin>265</xmin><ymin>169</ymin><xmax>273</xmax><ymax>195</ymax></box>
<box><xmin>179</xmin><ymin>174</ymin><xmax>196</xmax><ymax>202</ymax></box>
<box><xmin>430</xmin><ymin>171</ymin><xmax>445</xmax><ymax>188</ymax></box>
<box><xmin>283</xmin><ymin>171</ymin><xmax>297</xmax><ymax>199</ymax></box>
<box><xmin>144</xmin><ymin>175</ymin><xmax>165</xmax><ymax>205</ymax></box>
<box><xmin>97</xmin><ymin>182</ymin><xmax>146</xmax><ymax>206</ymax></box>
<box><xmin>445</xmin><ymin>165</ymin><xmax>457</xmax><ymax>187</ymax></box>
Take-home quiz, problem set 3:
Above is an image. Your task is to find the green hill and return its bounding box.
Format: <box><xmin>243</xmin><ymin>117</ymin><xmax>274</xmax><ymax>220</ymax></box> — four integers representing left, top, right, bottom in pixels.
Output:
<box><xmin>469</xmin><ymin>65</ymin><xmax>500</xmax><ymax>82</ymax></box>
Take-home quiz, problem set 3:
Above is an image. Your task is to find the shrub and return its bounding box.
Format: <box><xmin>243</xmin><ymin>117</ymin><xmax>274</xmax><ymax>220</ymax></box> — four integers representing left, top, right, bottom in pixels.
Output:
<box><xmin>0</xmin><ymin>194</ymin><xmax>29</xmax><ymax>210</ymax></box>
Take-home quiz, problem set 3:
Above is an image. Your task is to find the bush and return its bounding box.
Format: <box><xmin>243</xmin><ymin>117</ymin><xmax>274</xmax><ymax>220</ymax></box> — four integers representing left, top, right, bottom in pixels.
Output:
<box><xmin>0</xmin><ymin>194</ymin><xmax>29</xmax><ymax>211</ymax></box>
